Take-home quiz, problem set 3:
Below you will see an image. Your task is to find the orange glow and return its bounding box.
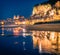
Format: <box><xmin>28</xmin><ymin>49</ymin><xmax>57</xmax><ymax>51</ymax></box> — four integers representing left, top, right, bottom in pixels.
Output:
<box><xmin>17</xmin><ymin>22</ymin><xmax>20</xmax><ymax>24</ymax></box>
<box><xmin>32</xmin><ymin>31</ymin><xmax>60</xmax><ymax>53</ymax></box>
<box><xmin>58</xmin><ymin>33</ymin><xmax>60</xmax><ymax>44</ymax></box>
<box><xmin>15</xmin><ymin>22</ymin><xmax>18</xmax><ymax>25</ymax></box>
<box><xmin>13</xmin><ymin>27</ymin><xmax>22</xmax><ymax>36</ymax></box>
<box><xmin>55</xmin><ymin>1</ymin><xmax>60</xmax><ymax>8</ymax></box>
<box><xmin>22</xmin><ymin>21</ymin><xmax>25</xmax><ymax>24</ymax></box>
<box><xmin>32</xmin><ymin>4</ymin><xmax>51</xmax><ymax>16</ymax></box>
<box><xmin>49</xmin><ymin>32</ymin><xmax>57</xmax><ymax>44</ymax></box>
<box><xmin>30</xmin><ymin>1</ymin><xmax>60</xmax><ymax>25</ymax></box>
<box><xmin>15</xmin><ymin>21</ymin><xmax>21</xmax><ymax>25</ymax></box>
<box><xmin>1</xmin><ymin>21</ymin><xmax>4</xmax><ymax>25</ymax></box>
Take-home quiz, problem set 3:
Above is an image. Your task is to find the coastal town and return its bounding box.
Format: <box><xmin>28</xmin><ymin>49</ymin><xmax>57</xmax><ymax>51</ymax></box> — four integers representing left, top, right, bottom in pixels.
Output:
<box><xmin>0</xmin><ymin>0</ymin><xmax>60</xmax><ymax>55</ymax></box>
<box><xmin>0</xmin><ymin>1</ymin><xmax>60</xmax><ymax>26</ymax></box>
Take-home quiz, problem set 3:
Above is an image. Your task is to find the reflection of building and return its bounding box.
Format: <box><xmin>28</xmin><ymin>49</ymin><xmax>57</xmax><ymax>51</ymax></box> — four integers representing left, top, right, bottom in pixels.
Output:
<box><xmin>50</xmin><ymin>32</ymin><xmax>57</xmax><ymax>44</ymax></box>
<box><xmin>13</xmin><ymin>27</ymin><xmax>22</xmax><ymax>36</ymax></box>
<box><xmin>32</xmin><ymin>35</ymin><xmax>38</xmax><ymax>48</ymax></box>
<box><xmin>32</xmin><ymin>31</ymin><xmax>60</xmax><ymax>53</ymax></box>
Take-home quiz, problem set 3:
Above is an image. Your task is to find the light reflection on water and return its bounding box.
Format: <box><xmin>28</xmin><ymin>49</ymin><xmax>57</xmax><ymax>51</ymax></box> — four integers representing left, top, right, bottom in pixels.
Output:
<box><xmin>0</xmin><ymin>27</ymin><xmax>60</xmax><ymax>55</ymax></box>
<box><xmin>32</xmin><ymin>31</ymin><xmax>60</xmax><ymax>54</ymax></box>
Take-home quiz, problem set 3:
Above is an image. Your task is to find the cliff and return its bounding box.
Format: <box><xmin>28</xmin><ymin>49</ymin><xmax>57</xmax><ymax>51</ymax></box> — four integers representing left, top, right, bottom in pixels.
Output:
<box><xmin>32</xmin><ymin>0</ymin><xmax>60</xmax><ymax>20</ymax></box>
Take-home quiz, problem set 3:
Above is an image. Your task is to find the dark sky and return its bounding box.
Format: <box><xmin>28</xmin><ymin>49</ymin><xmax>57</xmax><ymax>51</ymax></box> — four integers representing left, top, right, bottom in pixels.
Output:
<box><xmin>0</xmin><ymin>0</ymin><xmax>48</xmax><ymax>19</ymax></box>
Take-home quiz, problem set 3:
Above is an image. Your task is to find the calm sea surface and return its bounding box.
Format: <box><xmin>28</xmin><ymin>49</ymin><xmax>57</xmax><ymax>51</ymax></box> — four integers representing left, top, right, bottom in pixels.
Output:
<box><xmin>0</xmin><ymin>27</ymin><xmax>60</xmax><ymax>55</ymax></box>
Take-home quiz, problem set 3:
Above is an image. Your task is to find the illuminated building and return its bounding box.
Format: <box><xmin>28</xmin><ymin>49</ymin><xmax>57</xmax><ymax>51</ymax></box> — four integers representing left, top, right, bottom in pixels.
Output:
<box><xmin>13</xmin><ymin>15</ymin><xmax>17</xmax><ymax>20</ymax></box>
<box><xmin>55</xmin><ymin>1</ymin><xmax>60</xmax><ymax>8</ymax></box>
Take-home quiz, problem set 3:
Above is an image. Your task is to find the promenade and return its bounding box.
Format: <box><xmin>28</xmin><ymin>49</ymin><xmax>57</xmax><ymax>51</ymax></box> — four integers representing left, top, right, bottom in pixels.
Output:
<box><xmin>26</xmin><ymin>24</ymin><xmax>60</xmax><ymax>32</ymax></box>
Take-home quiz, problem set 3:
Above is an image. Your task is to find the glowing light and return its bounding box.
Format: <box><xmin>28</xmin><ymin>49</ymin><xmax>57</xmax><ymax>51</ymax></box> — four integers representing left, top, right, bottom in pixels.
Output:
<box><xmin>22</xmin><ymin>29</ymin><xmax>26</xmax><ymax>37</ymax></box>
<box><xmin>23</xmin><ymin>41</ymin><xmax>25</xmax><ymax>45</ymax></box>
<box><xmin>1</xmin><ymin>27</ymin><xmax>4</xmax><ymax>36</ymax></box>
<box><xmin>58</xmin><ymin>33</ymin><xmax>60</xmax><ymax>44</ymax></box>
<box><xmin>23</xmin><ymin>29</ymin><xmax>25</xmax><ymax>32</ymax></box>
<box><xmin>39</xmin><ymin>42</ymin><xmax>42</xmax><ymax>53</ymax></box>
<box><xmin>1</xmin><ymin>33</ymin><xmax>4</xmax><ymax>36</ymax></box>
<box><xmin>1</xmin><ymin>21</ymin><xmax>4</xmax><ymax>25</ymax></box>
<box><xmin>50</xmin><ymin>32</ymin><xmax>55</xmax><ymax>41</ymax></box>
<box><xmin>15</xmin><ymin>21</ymin><xmax>21</xmax><ymax>25</ymax></box>
<box><xmin>15</xmin><ymin>22</ymin><xmax>18</xmax><ymax>25</ymax></box>
<box><xmin>32</xmin><ymin>35</ymin><xmax>38</xmax><ymax>49</ymax></box>
<box><xmin>22</xmin><ymin>21</ymin><xmax>25</xmax><ymax>24</ymax></box>
<box><xmin>13</xmin><ymin>27</ymin><xmax>22</xmax><ymax>36</ymax></box>
<box><xmin>23</xmin><ymin>33</ymin><xmax>26</xmax><ymax>37</ymax></box>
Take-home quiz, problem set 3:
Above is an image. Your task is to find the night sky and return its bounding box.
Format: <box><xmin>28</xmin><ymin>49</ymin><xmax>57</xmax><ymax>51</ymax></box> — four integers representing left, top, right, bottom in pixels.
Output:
<box><xmin>0</xmin><ymin>0</ymin><xmax>48</xmax><ymax>19</ymax></box>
